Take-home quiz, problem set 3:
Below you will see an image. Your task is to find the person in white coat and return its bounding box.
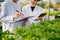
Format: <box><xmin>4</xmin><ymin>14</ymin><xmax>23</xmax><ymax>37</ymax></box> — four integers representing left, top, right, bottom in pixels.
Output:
<box><xmin>0</xmin><ymin>0</ymin><xmax>23</xmax><ymax>32</ymax></box>
<box><xmin>22</xmin><ymin>0</ymin><xmax>44</xmax><ymax>26</ymax></box>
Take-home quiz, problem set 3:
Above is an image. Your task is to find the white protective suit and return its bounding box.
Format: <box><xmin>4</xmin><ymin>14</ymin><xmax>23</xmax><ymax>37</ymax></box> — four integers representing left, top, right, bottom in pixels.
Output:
<box><xmin>22</xmin><ymin>4</ymin><xmax>44</xmax><ymax>26</ymax></box>
<box><xmin>0</xmin><ymin>0</ymin><xmax>23</xmax><ymax>32</ymax></box>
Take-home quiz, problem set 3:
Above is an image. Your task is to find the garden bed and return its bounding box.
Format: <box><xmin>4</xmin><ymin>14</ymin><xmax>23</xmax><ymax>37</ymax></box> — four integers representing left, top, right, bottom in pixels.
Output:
<box><xmin>14</xmin><ymin>18</ymin><xmax>60</xmax><ymax>40</ymax></box>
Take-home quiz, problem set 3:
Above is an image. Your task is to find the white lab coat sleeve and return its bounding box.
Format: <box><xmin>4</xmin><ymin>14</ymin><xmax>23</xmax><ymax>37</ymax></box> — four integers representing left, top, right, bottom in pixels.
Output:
<box><xmin>36</xmin><ymin>7</ymin><xmax>45</xmax><ymax>17</ymax></box>
<box><xmin>0</xmin><ymin>2</ymin><xmax>13</xmax><ymax>22</ymax></box>
<box><xmin>17</xmin><ymin>2</ymin><xmax>21</xmax><ymax>11</ymax></box>
<box><xmin>34</xmin><ymin>7</ymin><xmax>45</xmax><ymax>20</ymax></box>
<box><xmin>22</xmin><ymin>7</ymin><xmax>26</xmax><ymax>15</ymax></box>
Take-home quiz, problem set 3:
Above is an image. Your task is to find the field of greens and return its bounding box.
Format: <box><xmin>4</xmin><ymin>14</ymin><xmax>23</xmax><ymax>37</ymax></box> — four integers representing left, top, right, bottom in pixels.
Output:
<box><xmin>0</xmin><ymin>18</ymin><xmax>60</xmax><ymax>40</ymax></box>
<box><xmin>14</xmin><ymin>18</ymin><xmax>60</xmax><ymax>40</ymax></box>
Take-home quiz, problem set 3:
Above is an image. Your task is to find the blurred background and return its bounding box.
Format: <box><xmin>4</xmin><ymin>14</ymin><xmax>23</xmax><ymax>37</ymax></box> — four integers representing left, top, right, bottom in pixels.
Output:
<box><xmin>0</xmin><ymin>0</ymin><xmax>60</xmax><ymax>17</ymax></box>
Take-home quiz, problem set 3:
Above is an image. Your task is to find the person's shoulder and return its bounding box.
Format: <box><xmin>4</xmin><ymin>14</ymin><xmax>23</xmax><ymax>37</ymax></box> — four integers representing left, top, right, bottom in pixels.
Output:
<box><xmin>36</xmin><ymin>5</ymin><xmax>44</xmax><ymax>13</ymax></box>
<box><xmin>1</xmin><ymin>1</ymin><xmax>7</xmax><ymax>6</ymax></box>
<box><xmin>1</xmin><ymin>1</ymin><xmax>11</xmax><ymax>6</ymax></box>
<box><xmin>22</xmin><ymin>4</ymin><xmax>30</xmax><ymax>9</ymax></box>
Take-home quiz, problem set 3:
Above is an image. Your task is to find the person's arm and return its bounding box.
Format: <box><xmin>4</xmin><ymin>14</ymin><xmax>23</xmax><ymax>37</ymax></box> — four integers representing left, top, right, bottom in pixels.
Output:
<box><xmin>13</xmin><ymin>12</ymin><xmax>22</xmax><ymax>19</ymax></box>
<box><xmin>13</xmin><ymin>2</ymin><xmax>24</xmax><ymax>22</ymax></box>
<box><xmin>35</xmin><ymin>17</ymin><xmax>43</xmax><ymax>21</ymax></box>
<box><xmin>0</xmin><ymin>2</ymin><xmax>23</xmax><ymax>22</ymax></box>
<box><xmin>22</xmin><ymin>7</ymin><xmax>28</xmax><ymax>23</ymax></box>
<box><xmin>0</xmin><ymin>2</ymin><xmax>21</xmax><ymax>22</ymax></box>
<box><xmin>35</xmin><ymin>7</ymin><xmax>45</xmax><ymax>21</ymax></box>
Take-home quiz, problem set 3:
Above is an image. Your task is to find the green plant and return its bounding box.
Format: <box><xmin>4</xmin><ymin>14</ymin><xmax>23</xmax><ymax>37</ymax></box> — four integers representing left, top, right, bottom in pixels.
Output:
<box><xmin>1</xmin><ymin>18</ymin><xmax>60</xmax><ymax>40</ymax></box>
<box><xmin>14</xmin><ymin>18</ymin><xmax>60</xmax><ymax>40</ymax></box>
<box><xmin>45</xmin><ymin>10</ymin><xmax>60</xmax><ymax>16</ymax></box>
<box><xmin>2</xmin><ymin>30</ymin><xmax>19</xmax><ymax>40</ymax></box>
<box><xmin>38</xmin><ymin>2</ymin><xmax>53</xmax><ymax>8</ymax></box>
<box><xmin>38</xmin><ymin>2</ymin><xmax>45</xmax><ymax>8</ymax></box>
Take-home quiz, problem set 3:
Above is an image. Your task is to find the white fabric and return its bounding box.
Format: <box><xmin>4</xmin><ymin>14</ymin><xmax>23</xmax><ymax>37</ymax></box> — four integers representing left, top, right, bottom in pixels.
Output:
<box><xmin>22</xmin><ymin>4</ymin><xmax>44</xmax><ymax>26</ymax></box>
<box><xmin>4</xmin><ymin>0</ymin><xmax>11</xmax><ymax>2</ymax></box>
<box><xmin>0</xmin><ymin>0</ymin><xmax>22</xmax><ymax>32</ymax></box>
